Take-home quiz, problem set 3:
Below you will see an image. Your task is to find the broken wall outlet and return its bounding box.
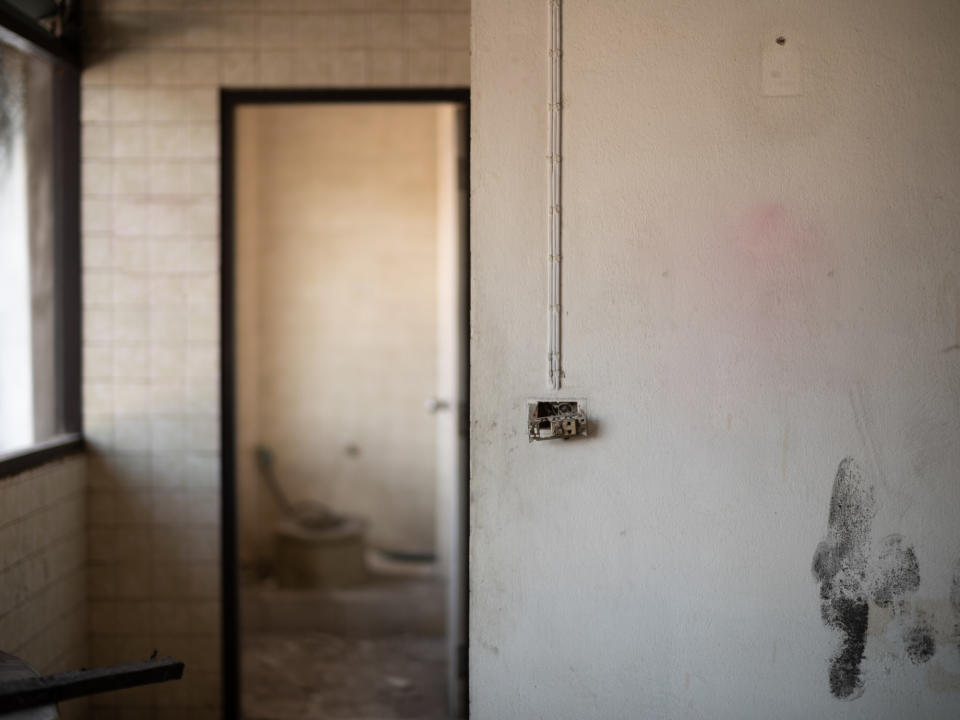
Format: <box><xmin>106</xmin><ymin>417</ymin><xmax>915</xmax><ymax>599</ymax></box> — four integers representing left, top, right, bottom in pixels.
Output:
<box><xmin>528</xmin><ymin>399</ymin><xmax>587</xmax><ymax>442</ymax></box>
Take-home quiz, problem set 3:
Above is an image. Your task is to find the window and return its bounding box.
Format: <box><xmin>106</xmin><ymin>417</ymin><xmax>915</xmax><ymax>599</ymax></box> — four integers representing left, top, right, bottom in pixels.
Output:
<box><xmin>0</xmin><ymin>41</ymin><xmax>56</xmax><ymax>452</ymax></box>
<box><xmin>0</xmin><ymin>2</ymin><xmax>81</xmax><ymax>472</ymax></box>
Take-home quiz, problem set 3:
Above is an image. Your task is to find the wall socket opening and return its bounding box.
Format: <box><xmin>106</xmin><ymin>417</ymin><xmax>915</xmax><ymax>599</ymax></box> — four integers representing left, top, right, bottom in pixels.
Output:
<box><xmin>528</xmin><ymin>399</ymin><xmax>587</xmax><ymax>442</ymax></box>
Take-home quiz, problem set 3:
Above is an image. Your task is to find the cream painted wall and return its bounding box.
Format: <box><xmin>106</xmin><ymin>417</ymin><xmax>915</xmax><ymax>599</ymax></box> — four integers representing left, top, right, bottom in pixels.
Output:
<box><xmin>235</xmin><ymin>103</ymin><xmax>441</xmax><ymax>563</ymax></box>
<box><xmin>471</xmin><ymin>1</ymin><xmax>960</xmax><ymax>718</ymax></box>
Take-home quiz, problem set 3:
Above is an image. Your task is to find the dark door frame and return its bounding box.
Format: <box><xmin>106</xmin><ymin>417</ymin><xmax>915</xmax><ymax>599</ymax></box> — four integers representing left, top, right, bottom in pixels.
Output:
<box><xmin>219</xmin><ymin>87</ymin><xmax>470</xmax><ymax>719</ymax></box>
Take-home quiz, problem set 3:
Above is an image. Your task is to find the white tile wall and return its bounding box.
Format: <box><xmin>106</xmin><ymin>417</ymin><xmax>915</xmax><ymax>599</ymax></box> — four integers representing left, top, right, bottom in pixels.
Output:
<box><xmin>81</xmin><ymin>0</ymin><xmax>469</xmax><ymax>716</ymax></box>
<box><xmin>0</xmin><ymin>456</ymin><xmax>88</xmax><ymax>720</ymax></box>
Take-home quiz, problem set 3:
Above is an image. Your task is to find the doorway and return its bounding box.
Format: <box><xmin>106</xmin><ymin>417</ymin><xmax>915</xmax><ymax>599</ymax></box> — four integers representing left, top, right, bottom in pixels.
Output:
<box><xmin>220</xmin><ymin>89</ymin><xmax>469</xmax><ymax>719</ymax></box>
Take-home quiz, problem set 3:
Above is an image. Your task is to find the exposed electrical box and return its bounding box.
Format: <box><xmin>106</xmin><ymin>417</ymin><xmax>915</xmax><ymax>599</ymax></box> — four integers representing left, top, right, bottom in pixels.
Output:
<box><xmin>528</xmin><ymin>399</ymin><xmax>587</xmax><ymax>442</ymax></box>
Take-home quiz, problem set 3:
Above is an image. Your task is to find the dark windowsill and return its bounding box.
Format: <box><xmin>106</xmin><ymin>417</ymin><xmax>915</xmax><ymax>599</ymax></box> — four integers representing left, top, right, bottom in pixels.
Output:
<box><xmin>0</xmin><ymin>433</ymin><xmax>85</xmax><ymax>480</ymax></box>
<box><xmin>0</xmin><ymin>1</ymin><xmax>80</xmax><ymax>67</ymax></box>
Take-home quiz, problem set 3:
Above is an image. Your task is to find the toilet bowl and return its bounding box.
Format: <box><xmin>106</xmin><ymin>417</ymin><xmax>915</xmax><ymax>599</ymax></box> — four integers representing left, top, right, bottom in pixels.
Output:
<box><xmin>274</xmin><ymin>516</ymin><xmax>367</xmax><ymax>589</ymax></box>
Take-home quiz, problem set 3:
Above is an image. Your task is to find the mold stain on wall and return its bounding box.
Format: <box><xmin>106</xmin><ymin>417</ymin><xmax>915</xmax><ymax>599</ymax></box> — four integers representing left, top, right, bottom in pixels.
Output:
<box><xmin>812</xmin><ymin>457</ymin><xmax>960</xmax><ymax>699</ymax></box>
<box><xmin>812</xmin><ymin>457</ymin><xmax>875</xmax><ymax>699</ymax></box>
<box><xmin>870</xmin><ymin>534</ymin><xmax>920</xmax><ymax>610</ymax></box>
<box><xmin>905</xmin><ymin>615</ymin><xmax>937</xmax><ymax>665</ymax></box>
<box><xmin>952</xmin><ymin>560</ymin><xmax>960</xmax><ymax>658</ymax></box>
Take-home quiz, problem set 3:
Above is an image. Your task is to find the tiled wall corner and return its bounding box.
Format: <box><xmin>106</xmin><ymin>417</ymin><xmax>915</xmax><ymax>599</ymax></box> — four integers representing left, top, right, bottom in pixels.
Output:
<box><xmin>0</xmin><ymin>455</ymin><xmax>88</xmax><ymax>720</ymax></box>
<box><xmin>81</xmin><ymin>1</ymin><xmax>469</xmax><ymax>716</ymax></box>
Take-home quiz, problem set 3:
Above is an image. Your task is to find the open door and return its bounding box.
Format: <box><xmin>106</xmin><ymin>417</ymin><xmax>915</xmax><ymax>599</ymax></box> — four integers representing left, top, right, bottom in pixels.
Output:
<box><xmin>434</xmin><ymin>104</ymin><xmax>469</xmax><ymax>718</ymax></box>
<box><xmin>222</xmin><ymin>89</ymin><xmax>470</xmax><ymax>719</ymax></box>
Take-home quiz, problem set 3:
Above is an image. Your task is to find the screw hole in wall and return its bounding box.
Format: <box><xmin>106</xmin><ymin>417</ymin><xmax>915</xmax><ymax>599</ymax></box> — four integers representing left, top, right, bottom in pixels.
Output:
<box><xmin>776</xmin><ymin>36</ymin><xmax>786</xmax><ymax>45</ymax></box>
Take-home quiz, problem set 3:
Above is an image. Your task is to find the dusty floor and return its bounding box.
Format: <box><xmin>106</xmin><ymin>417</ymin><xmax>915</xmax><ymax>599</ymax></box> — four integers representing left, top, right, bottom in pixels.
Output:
<box><xmin>241</xmin><ymin>567</ymin><xmax>448</xmax><ymax>720</ymax></box>
<box><xmin>242</xmin><ymin>632</ymin><xmax>446</xmax><ymax>720</ymax></box>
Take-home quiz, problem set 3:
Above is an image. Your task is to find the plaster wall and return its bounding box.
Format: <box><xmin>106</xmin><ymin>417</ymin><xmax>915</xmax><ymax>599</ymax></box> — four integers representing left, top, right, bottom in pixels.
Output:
<box><xmin>235</xmin><ymin>103</ymin><xmax>441</xmax><ymax>563</ymax></box>
<box><xmin>471</xmin><ymin>1</ymin><xmax>960</xmax><ymax>717</ymax></box>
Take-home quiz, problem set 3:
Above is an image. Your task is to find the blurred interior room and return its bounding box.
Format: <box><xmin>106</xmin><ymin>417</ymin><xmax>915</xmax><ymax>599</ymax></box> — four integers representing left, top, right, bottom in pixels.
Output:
<box><xmin>229</xmin><ymin>97</ymin><xmax>468</xmax><ymax>719</ymax></box>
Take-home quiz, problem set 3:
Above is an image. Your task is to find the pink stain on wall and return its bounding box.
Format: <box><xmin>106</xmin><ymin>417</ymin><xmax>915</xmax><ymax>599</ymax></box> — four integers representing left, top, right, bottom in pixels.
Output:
<box><xmin>714</xmin><ymin>202</ymin><xmax>834</xmax><ymax>357</ymax></box>
<box><xmin>730</xmin><ymin>202</ymin><xmax>804</xmax><ymax>266</ymax></box>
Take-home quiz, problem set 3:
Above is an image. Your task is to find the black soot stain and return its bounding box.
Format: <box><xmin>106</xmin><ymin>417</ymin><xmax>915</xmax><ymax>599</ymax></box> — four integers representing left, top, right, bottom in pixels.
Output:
<box><xmin>812</xmin><ymin>457</ymin><xmax>876</xmax><ymax>700</ymax></box>
<box><xmin>904</xmin><ymin>616</ymin><xmax>936</xmax><ymax>664</ymax></box>
<box><xmin>952</xmin><ymin>558</ymin><xmax>960</xmax><ymax>657</ymax></box>
<box><xmin>952</xmin><ymin>560</ymin><xmax>960</xmax><ymax>613</ymax></box>
<box><xmin>825</xmin><ymin>596</ymin><xmax>870</xmax><ymax>698</ymax></box>
<box><xmin>870</xmin><ymin>534</ymin><xmax>920</xmax><ymax>609</ymax></box>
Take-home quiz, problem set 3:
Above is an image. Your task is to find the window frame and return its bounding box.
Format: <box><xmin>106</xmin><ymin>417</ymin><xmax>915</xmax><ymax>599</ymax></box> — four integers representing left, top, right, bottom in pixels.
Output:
<box><xmin>0</xmin><ymin>0</ymin><xmax>83</xmax><ymax>479</ymax></box>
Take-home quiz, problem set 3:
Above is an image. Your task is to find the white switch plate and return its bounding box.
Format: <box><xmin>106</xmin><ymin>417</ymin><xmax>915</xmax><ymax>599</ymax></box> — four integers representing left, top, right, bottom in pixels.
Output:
<box><xmin>761</xmin><ymin>36</ymin><xmax>801</xmax><ymax>96</ymax></box>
